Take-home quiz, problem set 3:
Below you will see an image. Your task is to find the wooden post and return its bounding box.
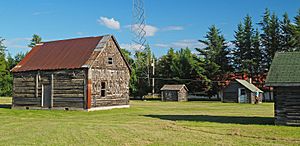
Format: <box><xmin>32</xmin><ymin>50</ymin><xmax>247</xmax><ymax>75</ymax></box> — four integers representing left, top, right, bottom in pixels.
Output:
<box><xmin>87</xmin><ymin>79</ymin><xmax>92</xmax><ymax>109</ymax></box>
<box><xmin>86</xmin><ymin>68</ymin><xmax>92</xmax><ymax>109</ymax></box>
<box><xmin>35</xmin><ymin>72</ymin><xmax>39</xmax><ymax>98</ymax></box>
<box><xmin>51</xmin><ymin>73</ymin><xmax>54</xmax><ymax>108</ymax></box>
<box><xmin>83</xmin><ymin>75</ymin><xmax>87</xmax><ymax>109</ymax></box>
<box><xmin>41</xmin><ymin>84</ymin><xmax>44</xmax><ymax>107</ymax></box>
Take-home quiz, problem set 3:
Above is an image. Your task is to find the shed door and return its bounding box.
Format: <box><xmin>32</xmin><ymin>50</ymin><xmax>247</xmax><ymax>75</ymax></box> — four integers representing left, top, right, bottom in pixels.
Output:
<box><xmin>42</xmin><ymin>84</ymin><xmax>51</xmax><ymax>108</ymax></box>
<box><xmin>238</xmin><ymin>88</ymin><xmax>246</xmax><ymax>103</ymax></box>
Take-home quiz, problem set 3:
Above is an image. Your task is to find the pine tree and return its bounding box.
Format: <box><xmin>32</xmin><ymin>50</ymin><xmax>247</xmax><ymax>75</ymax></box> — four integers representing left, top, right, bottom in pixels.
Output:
<box><xmin>290</xmin><ymin>9</ymin><xmax>300</xmax><ymax>50</ymax></box>
<box><xmin>242</xmin><ymin>15</ymin><xmax>255</xmax><ymax>76</ymax></box>
<box><xmin>197</xmin><ymin>25</ymin><xmax>232</xmax><ymax>97</ymax></box>
<box><xmin>232</xmin><ymin>22</ymin><xmax>245</xmax><ymax>71</ymax></box>
<box><xmin>280</xmin><ymin>12</ymin><xmax>293</xmax><ymax>52</ymax></box>
<box><xmin>252</xmin><ymin>29</ymin><xmax>263</xmax><ymax>74</ymax></box>
<box><xmin>259</xmin><ymin>9</ymin><xmax>281</xmax><ymax>69</ymax></box>
<box><xmin>198</xmin><ymin>25</ymin><xmax>232</xmax><ymax>74</ymax></box>
<box><xmin>233</xmin><ymin>15</ymin><xmax>264</xmax><ymax>78</ymax></box>
<box><xmin>28</xmin><ymin>34</ymin><xmax>42</xmax><ymax>48</ymax></box>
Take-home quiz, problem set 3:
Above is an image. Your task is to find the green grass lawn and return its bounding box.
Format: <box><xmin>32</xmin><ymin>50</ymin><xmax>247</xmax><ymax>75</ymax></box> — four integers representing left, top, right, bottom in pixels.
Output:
<box><xmin>0</xmin><ymin>98</ymin><xmax>299</xmax><ymax>145</ymax></box>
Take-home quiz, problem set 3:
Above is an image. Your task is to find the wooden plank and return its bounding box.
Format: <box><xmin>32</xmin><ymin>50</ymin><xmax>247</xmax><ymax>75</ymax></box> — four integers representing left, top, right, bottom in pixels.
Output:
<box><xmin>14</xmin><ymin>89</ymin><xmax>35</xmax><ymax>94</ymax></box>
<box><xmin>53</xmin><ymin>86</ymin><xmax>84</xmax><ymax>90</ymax></box>
<box><xmin>14</xmin><ymin>82</ymin><xmax>36</xmax><ymax>87</ymax></box>
<box><xmin>54</xmin><ymin>97</ymin><xmax>83</xmax><ymax>101</ymax></box>
<box><xmin>13</xmin><ymin>94</ymin><xmax>35</xmax><ymax>98</ymax></box>
<box><xmin>53</xmin><ymin>90</ymin><xmax>84</xmax><ymax>94</ymax></box>
<box><xmin>53</xmin><ymin>93</ymin><xmax>84</xmax><ymax>98</ymax></box>
<box><xmin>13</xmin><ymin>97</ymin><xmax>40</xmax><ymax>105</ymax></box>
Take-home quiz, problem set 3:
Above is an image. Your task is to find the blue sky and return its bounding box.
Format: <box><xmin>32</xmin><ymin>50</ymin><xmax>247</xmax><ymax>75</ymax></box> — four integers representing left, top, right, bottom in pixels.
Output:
<box><xmin>1</xmin><ymin>0</ymin><xmax>300</xmax><ymax>57</ymax></box>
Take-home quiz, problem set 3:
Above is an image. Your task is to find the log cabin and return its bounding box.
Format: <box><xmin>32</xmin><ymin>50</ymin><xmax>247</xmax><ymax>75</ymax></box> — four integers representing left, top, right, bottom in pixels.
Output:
<box><xmin>222</xmin><ymin>79</ymin><xmax>263</xmax><ymax>104</ymax></box>
<box><xmin>11</xmin><ymin>35</ymin><xmax>131</xmax><ymax>111</ymax></box>
<box><xmin>161</xmin><ymin>84</ymin><xmax>189</xmax><ymax>101</ymax></box>
<box><xmin>266</xmin><ymin>52</ymin><xmax>300</xmax><ymax>126</ymax></box>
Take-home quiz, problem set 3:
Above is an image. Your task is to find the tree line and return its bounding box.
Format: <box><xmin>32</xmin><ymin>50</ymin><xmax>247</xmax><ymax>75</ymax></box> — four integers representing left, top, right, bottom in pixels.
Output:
<box><xmin>125</xmin><ymin>8</ymin><xmax>300</xmax><ymax>97</ymax></box>
<box><xmin>0</xmin><ymin>35</ymin><xmax>41</xmax><ymax>96</ymax></box>
<box><xmin>1</xmin><ymin>9</ymin><xmax>300</xmax><ymax>97</ymax></box>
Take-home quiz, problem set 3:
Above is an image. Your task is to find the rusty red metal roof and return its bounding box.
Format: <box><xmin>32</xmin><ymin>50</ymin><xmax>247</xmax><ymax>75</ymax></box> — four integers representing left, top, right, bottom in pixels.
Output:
<box><xmin>12</xmin><ymin>36</ymin><xmax>103</xmax><ymax>72</ymax></box>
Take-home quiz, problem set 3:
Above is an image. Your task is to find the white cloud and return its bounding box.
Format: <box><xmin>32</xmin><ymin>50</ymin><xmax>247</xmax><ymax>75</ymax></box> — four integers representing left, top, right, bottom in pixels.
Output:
<box><xmin>162</xmin><ymin>26</ymin><xmax>184</xmax><ymax>31</ymax></box>
<box><xmin>120</xmin><ymin>43</ymin><xmax>145</xmax><ymax>50</ymax></box>
<box><xmin>3</xmin><ymin>38</ymin><xmax>31</xmax><ymax>49</ymax></box>
<box><xmin>154</xmin><ymin>39</ymin><xmax>206</xmax><ymax>49</ymax></box>
<box><xmin>98</xmin><ymin>17</ymin><xmax>120</xmax><ymax>30</ymax></box>
<box><xmin>131</xmin><ymin>24</ymin><xmax>158</xmax><ymax>37</ymax></box>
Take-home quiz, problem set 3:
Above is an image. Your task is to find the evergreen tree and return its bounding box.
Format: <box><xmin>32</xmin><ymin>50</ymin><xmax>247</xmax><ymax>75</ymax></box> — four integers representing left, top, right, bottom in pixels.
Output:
<box><xmin>252</xmin><ymin>29</ymin><xmax>263</xmax><ymax>74</ymax></box>
<box><xmin>259</xmin><ymin>9</ymin><xmax>281</xmax><ymax>69</ymax></box>
<box><xmin>233</xmin><ymin>15</ymin><xmax>264</xmax><ymax>77</ymax></box>
<box><xmin>132</xmin><ymin>46</ymin><xmax>153</xmax><ymax>97</ymax></box>
<box><xmin>0</xmin><ymin>38</ymin><xmax>6</xmax><ymax>73</ymax></box>
<box><xmin>290</xmin><ymin>9</ymin><xmax>300</xmax><ymax>50</ymax></box>
<box><xmin>197</xmin><ymin>25</ymin><xmax>232</xmax><ymax>74</ymax></box>
<box><xmin>28</xmin><ymin>34</ymin><xmax>42</xmax><ymax>48</ymax></box>
<box><xmin>280</xmin><ymin>12</ymin><xmax>293</xmax><ymax>52</ymax></box>
<box><xmin>156</xmin><ymin>47</ymin><xmax>207</xmax><ymax>93</ymax></box>
<box><xmin>121</xmin><ymin>48</ymin><xmax>137</xmax><ymax>96</ymax></box>
<box><xmin>232</xmin><ymin>22</ymin><xmax>245</xmax><ymax>71</ymax></box>
<box><xmin>0</xmin><ymin>38</ymin><xmax>12</xmax><ymax>96</ymax></box>
<box><xmin>196</xmin><ymin>25</ymin><xmax>232</xmax><ymax>97</ymax></box>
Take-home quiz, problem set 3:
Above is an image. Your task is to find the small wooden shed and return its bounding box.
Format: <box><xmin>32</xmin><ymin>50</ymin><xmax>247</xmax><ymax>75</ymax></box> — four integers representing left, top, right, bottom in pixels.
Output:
<box><xmin>266</xmin><ymin>52</ymin><xmax>300</xmax><ymax>126</ymax></box>
<box><xmin>11</xmin><ymin>35</ymin><xmax>131</xmax><ymax>111</ymax></box>
<box><xmin>161</xmin><ymin>84</ymin><xmax>188</xmax><ymax>101</ymax></box>
<box><xmin>222</xmin><ymin>79</ymin><xmax>263</xmax><ymax>103</ymax></box>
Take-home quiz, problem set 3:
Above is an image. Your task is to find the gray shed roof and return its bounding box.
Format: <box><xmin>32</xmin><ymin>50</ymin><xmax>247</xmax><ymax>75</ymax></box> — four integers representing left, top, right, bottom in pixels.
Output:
<box><xmin>160</xmin><ymin>84</ymin><xmax>189</xmax><ymax>91</ymax></box>
<box><xmin>236</xmin><ymin>79</ymin><xmax>263</xmax><ymax>93</ymax></box>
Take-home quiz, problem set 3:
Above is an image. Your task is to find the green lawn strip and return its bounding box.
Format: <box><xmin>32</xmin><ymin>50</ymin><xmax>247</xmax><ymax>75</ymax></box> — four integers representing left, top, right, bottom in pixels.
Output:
<box><xmin>0</xmin><ymin>100</ymin><xmax>299</xmax><ymax>145</ymax></box>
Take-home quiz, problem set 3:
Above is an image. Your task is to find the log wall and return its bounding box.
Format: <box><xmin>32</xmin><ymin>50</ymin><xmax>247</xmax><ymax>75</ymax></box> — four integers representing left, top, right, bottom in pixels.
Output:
<box><xmin>13</xmin><ymin>69</ymin><xmax>86</xmax><ymax>109</ymax></box>
<box><xmin>274</xmin><ymin>86</ymin><xmax>300</xmax><ymax>126</ymax></box>
<box><xmin>222</xmin><ymin>82</ymin><xmax>243</xmax><ymax>103</ymax></box>
<box><xmin>161</xmin><ymin>90</ymin><xmax>178</xmax><ymax>101</ymax></box>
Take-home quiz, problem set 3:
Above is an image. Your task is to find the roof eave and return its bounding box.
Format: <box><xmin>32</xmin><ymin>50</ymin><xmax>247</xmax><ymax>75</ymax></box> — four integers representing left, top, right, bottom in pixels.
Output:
<box><xmin>265</xmin><ymin>83</ymin><xmax>300</xmax><ymax>86</ymax></box>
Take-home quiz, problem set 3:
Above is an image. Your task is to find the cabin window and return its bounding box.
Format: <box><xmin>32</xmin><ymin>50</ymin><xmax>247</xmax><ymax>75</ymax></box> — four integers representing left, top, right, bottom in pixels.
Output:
<box><xmin>240</xmin><ymin>89</ymin><xmax>246</xmax><ymax>95</ymax></box>
<box><xmin>108</xmin><ymin>57</ymin><xmax>113</xmax><ymax>65</ymax></box>
<box><xmin>101</xmin><ymin>82</ymin><xmax>106</xmax><ymax>97</ymax></box>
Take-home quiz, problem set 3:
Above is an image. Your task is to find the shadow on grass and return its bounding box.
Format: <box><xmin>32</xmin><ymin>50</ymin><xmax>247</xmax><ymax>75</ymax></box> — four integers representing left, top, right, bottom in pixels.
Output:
<box><xmin>145</xmin><ymin>115</ymin><xmax>274</xmax><ymax>125</ymax></box>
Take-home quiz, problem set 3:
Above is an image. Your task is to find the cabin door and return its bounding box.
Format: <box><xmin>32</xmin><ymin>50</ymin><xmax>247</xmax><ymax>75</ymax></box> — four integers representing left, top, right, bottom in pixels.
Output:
<box><xmin>42</xmin><ymin>84</ymin><xmax>51</xmax><ymax>108</ymax></box>
<box><xmin>238</xmin><ymin>88</ymin><xmax>246</xmax><ymax>103</ymax></box>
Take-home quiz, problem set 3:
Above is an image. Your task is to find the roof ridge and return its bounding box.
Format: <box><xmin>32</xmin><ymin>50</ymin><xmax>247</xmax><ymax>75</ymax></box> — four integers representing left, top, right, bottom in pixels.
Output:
<box><xmin>42</xmin><ymin>35</ymin><xmax>110</xmax><ymax>44</ymax></box>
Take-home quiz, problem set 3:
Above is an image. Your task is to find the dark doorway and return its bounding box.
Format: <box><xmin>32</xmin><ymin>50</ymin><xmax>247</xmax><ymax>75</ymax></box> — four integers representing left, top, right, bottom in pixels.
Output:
<box><xmin>43</xmin><ymin>84</ymin><xmax>51</xmax><ymax>108</ymax></box>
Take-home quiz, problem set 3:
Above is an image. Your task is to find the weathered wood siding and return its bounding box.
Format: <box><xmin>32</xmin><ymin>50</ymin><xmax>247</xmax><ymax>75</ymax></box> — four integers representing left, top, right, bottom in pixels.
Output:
<box><xmin>13</xmin><ymin>71</ymin><xmax>39</xmax><ymax>106</ymax></box>
<box><xmin>223</xmin><ymin>82</ymin><xmax>242</xmax><ymax>103</ymax></box>
<box><xmin>90</xmin><ymin>37</ymin><xmax>130</xmax><ymax>107</ymax></box>
<box><xmin>274</xmin><ymin>86</ymin><xmax>300</xmax><ymax>126</ymax></box>
<box><xmin>161</xmin><ymin>89</ymin><xmax>188</xmax><ymax>101</ymax></box>
<box><xmin>178</xmin><ymin>88</ymin><xmax>188</xmax><ymax>101</ymax></box>
<box><xmin>222</xmin><ymin>81</ymin><xmax>255</xmax><ymax>103</ymax></box>
<box><xmin>13</xmin><ymin>69</ymin><xmax>86</xmax><ymax>109</ymax></box>
<box><xmin>162</xmin><ymin>90</ymin><xmax>178</xmax><ymax>101</ymax></box>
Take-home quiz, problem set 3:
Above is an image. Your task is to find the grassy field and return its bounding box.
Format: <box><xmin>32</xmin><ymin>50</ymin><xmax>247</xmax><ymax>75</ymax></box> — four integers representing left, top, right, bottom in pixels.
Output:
<box><xmin>0</xmin><ymin>98</ymin><xmax>299</xmax><ymax>145</ymax></box>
